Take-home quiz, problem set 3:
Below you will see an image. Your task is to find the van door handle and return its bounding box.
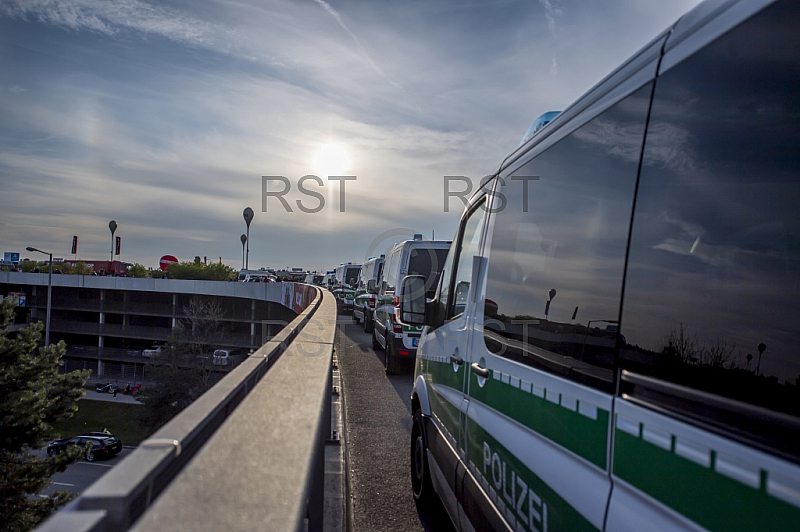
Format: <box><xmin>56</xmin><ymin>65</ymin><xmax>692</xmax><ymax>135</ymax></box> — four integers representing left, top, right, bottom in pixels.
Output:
<box><xmin>470</xmin><ymin>363</ymin><xmax>490</xmax><ymax>379</ymax></box>
<box><xmin>450</xmin><ymin>354</ymin><xmax>464</xmax><ymax>366</ymax></box>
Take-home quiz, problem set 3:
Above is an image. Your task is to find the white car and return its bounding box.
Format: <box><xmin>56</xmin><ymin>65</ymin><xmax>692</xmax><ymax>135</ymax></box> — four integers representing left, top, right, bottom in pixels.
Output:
<box><xmin>141</xmin><ymin>345</ymin><xmax>163</xmax><ymax>358</ymax></box>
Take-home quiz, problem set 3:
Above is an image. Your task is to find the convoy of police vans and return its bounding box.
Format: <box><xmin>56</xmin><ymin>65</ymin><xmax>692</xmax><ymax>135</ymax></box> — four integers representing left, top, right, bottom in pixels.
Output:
<box><xmin>390</xmin><ymin>1</ymin><xmax>799</xmax><ymax>531</ymax></box>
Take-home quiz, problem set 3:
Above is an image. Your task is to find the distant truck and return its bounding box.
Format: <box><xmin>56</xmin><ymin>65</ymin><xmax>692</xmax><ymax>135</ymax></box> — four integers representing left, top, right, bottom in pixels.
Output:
<box><xmin>76</xmin><ymin>260</ymin><xmax>132</xmax><ymax>276</ymax></box>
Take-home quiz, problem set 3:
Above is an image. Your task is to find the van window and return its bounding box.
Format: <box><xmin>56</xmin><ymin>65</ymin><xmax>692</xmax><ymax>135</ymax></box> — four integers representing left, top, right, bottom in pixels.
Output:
<box><xmin>620</xmin><ymin>0</ymin><xmax>800</xmax><ymax>453</ymax></box>
<box><xmin>482</xmin><ymin>83</ymin><xmax>653</xmax><ymax>391</ymax></box>
<box><xmin>407</xmin><ymin>247</ymin><xmax>449</xmax><ymax>298</ymax></box>
<box><xmin>440</xmin><ymin>200</ymin><xmax>486</xmax><ymax>320</ymax></box>
<box><xmin>382</xmin><ymin>251</ymin><xmax>398</xmax><ymax>293</ymax></box>
<box><xmin>344</xmin><ymin>266</ymin><xmax>359</xmax><ymax>287</ymax></box>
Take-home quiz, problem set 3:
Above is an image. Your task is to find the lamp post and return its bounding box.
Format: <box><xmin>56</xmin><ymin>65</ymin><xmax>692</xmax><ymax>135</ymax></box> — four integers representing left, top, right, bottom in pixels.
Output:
<box><xmin>544</xmin><ymin>288</ymin><xmax>557</xmax><ymax>320</ymax></box>
<box><xmin>109</xmin><ymin>220</ymin><xmax>118</xmax><ymax>262</ymax></box>
<box><xmin>243</xmin><ymin>207</ymin><xmax>254</xmax><ymax>270</ymax></box>
<box><xmin>240</xmin><ymin>234</ymin><xmax>247</xmax><ymax>270</ymax></box>
<box><xmin>756</xmin><ymin>342</ymin><xmax>767</xmax><ymax>376</ymax></box>
<box><xmin>25</xmin><ymin>246</ymin><xmax>52</xmax><ymax>346</ymax></box>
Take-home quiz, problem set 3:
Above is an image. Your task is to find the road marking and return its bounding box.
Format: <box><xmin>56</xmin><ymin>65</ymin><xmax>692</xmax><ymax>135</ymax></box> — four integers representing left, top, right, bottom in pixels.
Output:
<box><xmin>51</xmin><ymin>482</ymin><xmax>75</xmax><ymax>487</ymax></box>
<box><xmin>78</xmin><ymin>462</ymin><xmax>115</xmax><ymax>468</ymax></box>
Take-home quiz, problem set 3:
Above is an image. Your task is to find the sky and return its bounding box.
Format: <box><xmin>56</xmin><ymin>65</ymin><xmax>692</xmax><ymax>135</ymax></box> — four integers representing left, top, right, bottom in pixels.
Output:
<box><xmin>0</xmin><ymin>0</ymin><xmax>703</xmax><ymax>273</ymax></box>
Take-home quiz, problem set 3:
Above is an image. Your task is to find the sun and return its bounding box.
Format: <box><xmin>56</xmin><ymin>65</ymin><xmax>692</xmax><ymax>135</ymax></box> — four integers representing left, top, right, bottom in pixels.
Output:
<box><xmin>312</xmin><ymin>143</ymin><xmax>351</xmax><ymax>177</ymax></box>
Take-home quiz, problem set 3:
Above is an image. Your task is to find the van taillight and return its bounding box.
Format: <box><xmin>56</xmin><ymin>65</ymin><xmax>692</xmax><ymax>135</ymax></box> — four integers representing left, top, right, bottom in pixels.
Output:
<box><xmin>394</xmin><ymin>296</ymin><xmax>400</xmax><ymax>307</ymax></box>
<box><xmin>391</xmin><ymin>311</ymin><xmax>403</xmax><ymax>333</ymax></box>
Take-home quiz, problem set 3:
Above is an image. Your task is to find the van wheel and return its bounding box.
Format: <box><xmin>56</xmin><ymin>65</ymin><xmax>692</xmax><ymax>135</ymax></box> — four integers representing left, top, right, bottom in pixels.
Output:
<box><xmin>364</xmin><ymin>311</ymin><xmax>373</xmax><ymax>333</ymax></box>
<box><xmin>385</xmin><ymin>342</ymin><xmax>400</xmax><ymax>375</ymax></box>
<box><xmin>411</xmin><ymin>409</ymin><xmax>434</xmax><ymax>507</ymax></box>
<box><xmin>353</xmin><ymin>310</ymin><xmax>361</xmax><ymax>325</ymax></box>
<box><xmin>372</xmin><ymin>330</ymin><xmax>383</xmax><ymax>351</ymax></box>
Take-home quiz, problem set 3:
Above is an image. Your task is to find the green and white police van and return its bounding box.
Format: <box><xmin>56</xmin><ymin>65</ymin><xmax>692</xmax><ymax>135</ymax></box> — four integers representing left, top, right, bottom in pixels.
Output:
<box><xmin>372</xmin><ymin>235</ymin><xmax>450</xmax><ymax>374</ymax></box>
<box><xmin>398</xmin><ymin>0</ymin><xmax>800</xmax><ymax>530</ymax></box>
<box><xmin>331</xmin><ymin>262</ymin><xmax>361</xmax><ymax>313</ymax></box>
<box><xmin>353</xmin><ymin>254</ymin><xmax>384</xmax><ymax>333</ymax></box>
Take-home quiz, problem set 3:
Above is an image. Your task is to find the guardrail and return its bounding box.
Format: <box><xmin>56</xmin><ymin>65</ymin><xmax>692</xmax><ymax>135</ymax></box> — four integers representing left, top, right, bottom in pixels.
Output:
<box><xmin>37</xmin><ymin>286</ymin><xmax>339</xmax><ymax>532</ymax></box>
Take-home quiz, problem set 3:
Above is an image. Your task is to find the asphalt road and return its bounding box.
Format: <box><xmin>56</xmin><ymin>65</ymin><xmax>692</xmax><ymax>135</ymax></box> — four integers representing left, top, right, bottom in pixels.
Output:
<box><xmin>336</xmin><ymin>315</ymin><xmax>456</xmax><ymax>532</ymax></box>
<box><xmin>33</xmin><ymin>447</ymin><xmax>133</xmax><ymax>499</ymax></box>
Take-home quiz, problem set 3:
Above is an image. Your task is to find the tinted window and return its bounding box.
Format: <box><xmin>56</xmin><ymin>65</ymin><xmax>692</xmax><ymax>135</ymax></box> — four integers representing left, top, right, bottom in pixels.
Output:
<box><xmin>408</xmin><ymin>247</ymin><xmax>449</xmax><ymax>298</ymax></box>
<box><xmin>483</xmin><ymin>84</ymin><xmax>653</xmax><ymax>391</ymax></box>
<box><xmin>621</xmin><ymin>1</ymin><xmax>800</xmax><ymax>433</ymax></box>
<box><xmin>344</xmin><ymin>266</ymin><xmax>359</xmax><ymax>287</ymax></box>
<box><xmin>440</xmin><ymin>200</ymin><xmax>486</xmax><ymax>320</ymax></box>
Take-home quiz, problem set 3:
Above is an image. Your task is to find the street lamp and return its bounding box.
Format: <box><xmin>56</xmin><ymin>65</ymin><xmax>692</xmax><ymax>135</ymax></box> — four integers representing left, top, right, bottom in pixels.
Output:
<box><xmin>25</xmin><ymin>246</ymin><xmax>52</xmax><ymax>347</ymax></box>
<box><xmin>756</xmin><ymin>342</ymin><xmax>767</xmax><ymax>376</ymax></box>
<box><xmin>243</xmin><ymin>207</ymin><xmax>254</xmax><ymax>270</ymax></box>
<box><xmin>240</xmin><ymin>234</ymin><xmax>247</xmax><ymax>270</ymax></box>
<box><xmin>108</xmin><ymin>220</ymin><xmax>118</xmax><ymax>263</ymax></box>
<box><xmin>544</xmin><ymin>288</ymin><xmax>556</xmax><ymax>320</ymax></box>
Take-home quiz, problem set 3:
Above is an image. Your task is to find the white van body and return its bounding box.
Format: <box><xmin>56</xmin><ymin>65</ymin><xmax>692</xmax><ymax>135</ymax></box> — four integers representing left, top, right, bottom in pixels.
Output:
<box><xmin>372</xmin><ymin>236</ymin><xmax>450</xmax><ymax>374</ymax></box>
<box><xmin>403</xmin><ymin>1</ymin><xmax>800</xmax><ymax>530</ymax></box>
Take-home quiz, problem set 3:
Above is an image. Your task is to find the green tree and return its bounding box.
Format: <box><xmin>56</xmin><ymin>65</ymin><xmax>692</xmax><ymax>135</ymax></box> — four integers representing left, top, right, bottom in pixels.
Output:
<box><xmin>138</xmin><ymin>298</ymin><xmax>225</xmax><ymax>430</ymax></box>
<box><xmin>127</xmin><ymin>263</ymin><xmax>148</xmax><ymax>278</ymax></box>
<box><xmin>18</xmin><ymin>261</ymin><xmax>43</xmax><ymax>273</ymax></box>
<box><xmin>0</xmin><ymin>299</ymin><xmax>90</xmax><ymax>531</ymax></box>
<box><xmin>62</xmin><ymin>260</ymin><xmax>93</xmax><ymax>275</ymax></box>
<box><xmin>165</xmin><ymin>261</ymin><xmax>235</xmax><ymax>281</ymax></box>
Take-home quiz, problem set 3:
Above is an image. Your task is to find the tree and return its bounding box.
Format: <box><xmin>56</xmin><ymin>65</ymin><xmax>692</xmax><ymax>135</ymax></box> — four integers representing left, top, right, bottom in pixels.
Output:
<box><xmin>165</xmin><ymin>261</ymin><xmax>235</xmax><ymax>281</ymax></box>
<box><xmin>137</xmin><ymin>330</ymin><xmax>206</xmax><ymax>431</ymax></box>
<box><xmin>138</xmin><ymin>298</ymin><xmax>226</xmax><ymax>431</ymax></box>
<box><xmin>0</xmin><ymin>299</ymin><xmax>90</xmax><ymax>532</ymax></box>
<box><xmin>69</xmin><ymin>261</ymin><xmax>93</xmax><ymax>276</ymax></box>
<box><xmin>127</xmin><ymin>263</ymin><xmax>148</xmax><ymax>278</ymax></box>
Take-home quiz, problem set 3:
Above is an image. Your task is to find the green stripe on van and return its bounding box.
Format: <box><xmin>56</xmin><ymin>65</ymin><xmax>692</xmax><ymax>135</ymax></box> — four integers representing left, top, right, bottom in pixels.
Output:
<box><xmin>468</xmin><ymin>372</ymin><xmax>609</xmax><ymax>469</ymax></box>
<box><xmin>467</xmin><ymin>422</ymin><xmax>598</xmax><ymax>531</ymax></box>
<box><xmin>613</xmin><ymin>427</ymin><xmax>800</xmax><ymax>531</ymax></box>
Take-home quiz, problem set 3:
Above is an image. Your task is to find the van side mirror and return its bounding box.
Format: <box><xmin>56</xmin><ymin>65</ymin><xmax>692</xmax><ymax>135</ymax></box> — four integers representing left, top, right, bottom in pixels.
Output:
<box><xmin>367</xmin><ymin>279</ymin><xmax>377</xmax><ymax>294</ymax></box>
<box><xmin>398</xmin><ymin>275</ymin><xmax>427</xmax><ymax>326</ymax></box>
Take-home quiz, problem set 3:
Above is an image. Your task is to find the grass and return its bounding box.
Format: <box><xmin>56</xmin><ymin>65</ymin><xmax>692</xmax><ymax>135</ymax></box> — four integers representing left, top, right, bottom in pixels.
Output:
<box><xmin>54</xmin><ymin>399</ymin><xmax>153</xmax><ymax>446</ymax></box>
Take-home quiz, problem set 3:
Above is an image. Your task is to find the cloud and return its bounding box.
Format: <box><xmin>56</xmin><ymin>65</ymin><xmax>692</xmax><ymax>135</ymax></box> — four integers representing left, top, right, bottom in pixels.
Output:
<box><xmin>538</xmin><ymin>0</ymin><xmax>563</xmax><ymax>36</ymax></box>
<box><xmin>312</xmin><ymin>0</ymin><xmax>401</xmax><ymax>90</ymax></box>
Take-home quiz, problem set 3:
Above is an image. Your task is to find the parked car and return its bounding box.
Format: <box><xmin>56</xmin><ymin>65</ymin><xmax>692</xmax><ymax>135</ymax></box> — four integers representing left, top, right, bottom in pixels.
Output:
<box><xmin>141</xmin><ymin>344</ymin><xmax>164</xmax><ymax>358</ymax></box>
<box><xmin>212</xmin><ymin>349</ymin><xmax>247</xmax><ymax>366</ymax></box>
<box><xmin>47</xmin><ymin>433</ymin><xmax>122</xmax><ymax>461</ymax></box>
<box><xmin>399</xmin><ymin>1</ymin><xmax>800</xmax><ymax>530</ymax></box>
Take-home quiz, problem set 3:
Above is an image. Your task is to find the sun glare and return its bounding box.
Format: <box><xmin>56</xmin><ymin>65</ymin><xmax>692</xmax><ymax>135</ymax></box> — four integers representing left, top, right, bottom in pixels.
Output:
<box><xmin>312</xmin><ymin>143</ymin><xmax>351</xmax><ymax>177</ymax></box>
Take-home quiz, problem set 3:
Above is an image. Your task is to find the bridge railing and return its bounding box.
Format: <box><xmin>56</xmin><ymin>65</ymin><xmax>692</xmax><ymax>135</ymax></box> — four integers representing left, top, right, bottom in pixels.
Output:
<box><xmin>37</xmin><ymin>286</ymin><xmax>339</xmax><ymax>532</ymax></box>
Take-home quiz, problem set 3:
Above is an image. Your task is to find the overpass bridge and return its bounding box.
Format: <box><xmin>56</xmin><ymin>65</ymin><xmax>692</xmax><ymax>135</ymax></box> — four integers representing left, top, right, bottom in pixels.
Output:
<box><xmin>0</xmin><ymin>273</ymin><xmax>343</xmax><ymax>531</ymax></box>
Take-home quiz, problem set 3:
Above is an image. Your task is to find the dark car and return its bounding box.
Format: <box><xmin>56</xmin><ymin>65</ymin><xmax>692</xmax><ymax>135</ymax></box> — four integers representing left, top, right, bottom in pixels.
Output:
<box><xmin>47</xmin><ymin>433</ymin><xmax>122</xmax><ymax>461</ymax></box>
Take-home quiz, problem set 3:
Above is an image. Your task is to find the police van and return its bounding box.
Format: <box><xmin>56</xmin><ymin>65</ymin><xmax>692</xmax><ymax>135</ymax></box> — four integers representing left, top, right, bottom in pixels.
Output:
<box><xmin>331</xmin><ymin>262</ymin><xmax>361</xmax><ymax>313</ymax></box>
<box><xmin>373</xmin><ymin>235</ymin><xmax>450</xmax><ymax>374</ymax></box>
<box><xmin>353</xmin><ymin>254</ymin><xmax>384</xmax><ymax>333</ymax></box>
<box><xmin>398</xmin><ymin>0</ymin><xmax>800</xmax><ymax>530</ymax></box>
